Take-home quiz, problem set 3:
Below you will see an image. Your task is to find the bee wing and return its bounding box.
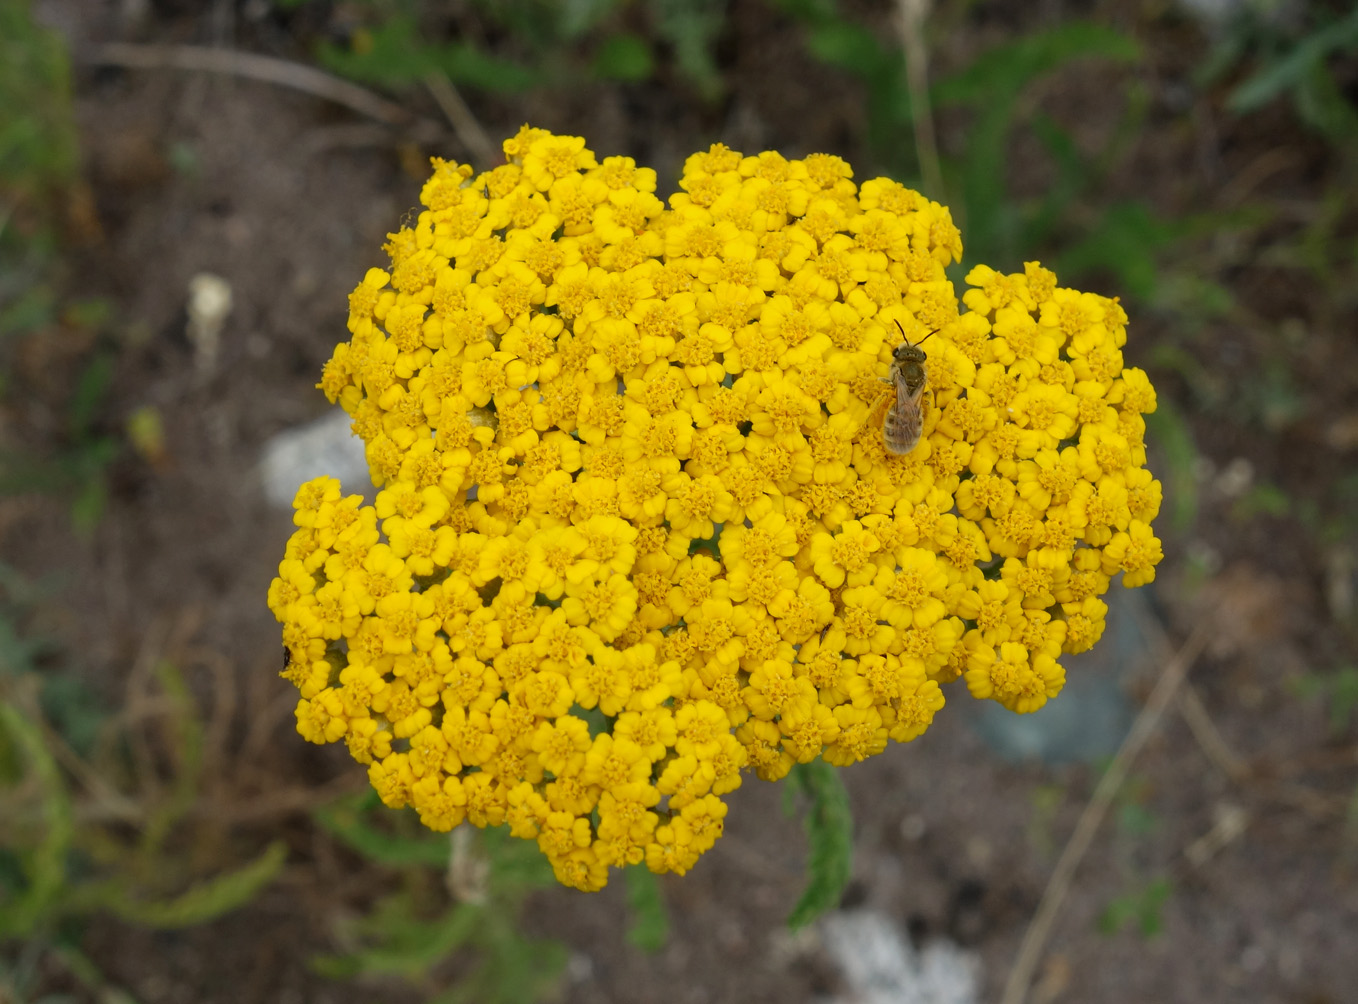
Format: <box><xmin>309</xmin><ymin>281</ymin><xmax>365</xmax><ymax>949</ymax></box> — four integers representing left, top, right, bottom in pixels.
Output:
<box><xmin>882</xmin><ymin>370</ymin><xmax>925</xmax><ymax>455</ymax></box>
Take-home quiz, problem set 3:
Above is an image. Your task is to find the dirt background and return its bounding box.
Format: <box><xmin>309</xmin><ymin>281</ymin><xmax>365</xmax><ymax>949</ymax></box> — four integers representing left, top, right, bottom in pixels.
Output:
<box><xmin>6</xmin><ymin>0</ymin><xmax>1358</xmax><ymax>1001</ymax></box>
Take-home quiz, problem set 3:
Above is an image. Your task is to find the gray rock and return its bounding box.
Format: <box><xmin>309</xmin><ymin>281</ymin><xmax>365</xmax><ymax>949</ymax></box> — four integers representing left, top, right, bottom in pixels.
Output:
<box><xmin>963</xmin><ymin>585</ymin><xmax>1155</xmax><ymax>765</ymax></box>
<box><xmin>820</xmin><ymin>910</ymin><xmax>980</xmax><ymax>1004</ymax></box>
<box><xmin>259</xmin><ymin>409</ymin><xmax>371</xmax><ymax>509</ymax></box>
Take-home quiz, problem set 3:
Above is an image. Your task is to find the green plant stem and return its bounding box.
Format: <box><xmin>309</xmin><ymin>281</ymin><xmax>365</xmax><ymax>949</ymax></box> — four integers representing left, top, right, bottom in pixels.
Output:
<box><xmin>786</xmin><ymin>759</ymin><xmax>853</xmax><ymax>929</ymax></box>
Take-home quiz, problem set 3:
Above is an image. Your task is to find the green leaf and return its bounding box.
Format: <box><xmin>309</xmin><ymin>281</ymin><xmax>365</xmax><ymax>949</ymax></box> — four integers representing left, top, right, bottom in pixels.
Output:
<box><xmin>934</xmin><ymin>22</ymin><xmax>1139</xmax><ymax>108</ymax></box>
<box><xmin>0</xmin><ymin>613</ymin><xmax>49</xmax><ymax>681</ymax></box>
<box><xmin>557</xmin><ymin>0</ymin><xmax>627</xmax><ymax>41</ymax></box>
<box><xmin>37</xmin><ymin>669</ymin><xmax>107</xmax><ymax>757</ymax></box>
<box><xmin>786</xmin><ymin>760</ymin><xmax>853</xmax><ymax>929</ymax></box>
<box><xmin>0</xmin><ymin>284</ymin><xmax>57</xmax><ymax>339</ymax></box>
<box><xmin>315</xmin><ymin>17</ymin><xmax>435</xmax><ymax>83</ymax></box>
<box><xmin>1019</xmin><ymin>112</ymin><xmax>1090</xmax><ymax>250</ymax></box>
<box><xmin>768</xmin><ymin>0</ymin><xmax>839</xmax><ymax>25</ymax></box>
<box><xmin>1292</xmin><ymin>57</ymin><xmax>1358</xmax><ymax>142</ymax></box>
<box><xmin>1152</xmin><ymin>273</ymin><xmax>1236</xmax><ymax>321</ymax></box>
<box><xmin>624</xmin><ymin>865</ymin><xmax>668</xmax><ymax>951</ymax></box>
<box><xmin>313</xmin><ymin>896</ymin><xmax>480</xmax><ymax>980</ymax></box>
<box><xmin>67</xmin><ymin>352</ymin><xmax>113</xmax><ymax>440</ymax></box>
<box><xmin>467</xmin><ymin>0</ymin><xmax>622</xmax><ymax>48</ymax></box>
<box><xmin>314</xmin><ymin>792</ymin><xmax>450</xmax><ymax>868</ymax></box>
<box><xmin>592</xmin><ymin>34</ymin><xmax>654</xmax><ymax>82</ymax></box>
<box><xmin>0</xmin><ymin>700</ymin><xmax>73</xmax><ymax>938</ymax></box>
<box><xmin>106</xmin><ymin>841</ymin><xmax>287</xmax><ymax>929</ymax></box>
<box><xmin>67</xmin><ymin>473</ymin><xmax>104</xmax><ymax>536</ymax></box>
<box><xmin>1100</xmin><ymin>877</ymin><xmax>1171</xmax><ymax>937</ymax></box>
<box><xmin>772</xmin><ymin>0</ymin><xmax>911</xmax><ymax>171</ymax></box>
<box><xmin>1328</xmin><ymin>666</ymin><xmax>1358</xmax><ymax>735</ymax></box>
<box><xmin>436</xmin><ymin>43</ymin><xmax>542</xmax><ymax>94</ymax></box>
<box><xmin>60</xmin><ymin>297</ymin><xmax>113</xmax><ymax>331</ymax></box>
<box><xmin>312</xmin><ymin>828</ymin><xmax>565</xmax><ymax>1000</ymax></box>
<box><xmin>653</xmin><ymin>0</ymin><xmax>727</xmax><ymax>101</ymax></box>
<box><xmin>1115</xmin><ymin>801</ymin><xmax>1158</xmax><ymax>838</ymax></box>
<box><xmin>137</xmin><ymin>660</ymin><xmax>204</xmax><ymax>855</ymax></box>
<box><xmin>1143</xmin><ymin>400</ymin><xmax>1198</xmax><ymax>533</ymax></box>
<box><xmin>933</xmin><ymin>22</ymin><xmax>1139</xmax><ymax>264</ymax></box>
<box><xmin>316</xmin><ymin>17</ymin><xmax>540</xmax><ymax>93</ymax></box>
<box><xmin>1226</xmin><ymin>10</ymin><xmax>1358</xmax><ymax>114</ymax></box>
<box><xmin>1097</xmin><ymin>892</ymin><xmax>1135</xmax><ymax>934</ymax></box>
<box><xmin>480</xmin><ymin>825</ymin><xmax>556</xmax><ymax>895</ymax></box>
<box><xmin>804</xmin><ymin>20</ymin><xmax>893</xmax><ymax>79</ymax></box>
<box><xmin>0</xmin><ymin>0</ymin><xmax>78</xmax><ymax>194</ymax></box>
<box><xmin>433</xmin><ymin>907</ymin><xmax>566</xmax><ymax>1004</ymax></box>
<box><xmin>1054</xmin><ymin>201</ymin><xmax>1181</xmax><ymax>301</ymax></box>
<box><xmin>1231</xmin><ymin>482</ymin><xmax>1291</xmax><ymax>522</ymax></box>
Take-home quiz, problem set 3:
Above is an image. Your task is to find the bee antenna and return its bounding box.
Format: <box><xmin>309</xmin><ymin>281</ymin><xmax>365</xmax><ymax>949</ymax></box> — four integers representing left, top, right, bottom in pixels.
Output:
<box><xmin>893</xmin><ymin>318</ymin><xmax>936</xmax><ymax>348</ymax></box>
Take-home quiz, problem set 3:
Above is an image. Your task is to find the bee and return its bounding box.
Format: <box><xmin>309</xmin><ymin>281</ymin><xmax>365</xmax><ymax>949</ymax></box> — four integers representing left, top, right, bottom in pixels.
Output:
<box><xmin>880</xmin><ymin>319</ymin><xmax>935</xmax><ymax>455</ymax></box>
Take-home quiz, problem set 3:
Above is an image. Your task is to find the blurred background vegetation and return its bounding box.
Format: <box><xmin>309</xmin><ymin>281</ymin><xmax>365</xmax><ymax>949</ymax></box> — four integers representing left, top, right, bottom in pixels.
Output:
<box><xmin>3</xmin><ymin>0</ymin><xmax>1357</xmax><ymax>1001</ymax></box>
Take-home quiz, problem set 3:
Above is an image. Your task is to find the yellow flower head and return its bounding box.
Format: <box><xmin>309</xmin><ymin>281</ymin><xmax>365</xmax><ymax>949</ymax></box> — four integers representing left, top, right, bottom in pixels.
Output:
<box><xmin>274</xmin><ymin>127</ymin><xmax>1163</xmax><ymax>890</ymax></box>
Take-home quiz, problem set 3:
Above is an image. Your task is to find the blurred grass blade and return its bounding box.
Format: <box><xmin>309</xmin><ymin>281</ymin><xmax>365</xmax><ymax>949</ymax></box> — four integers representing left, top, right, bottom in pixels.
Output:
<box><xmin>653</xmin><ymin>0</ymin><xmax>727</xmax><ymax>101</ymax></box>
<box><xmin>934</xmin><ymin>21</ymin><xmax>1140</xmax><ymax>264</ymax></box>
<box><xmin>1293</xmin><ymin>58</ymin><xmax>1358</xmax><ymax>141</ymax></box>
<box><xmin>317</xmin><ymin>16</ymin><xmax>539</xmax><ymax>93</ymax></box>
<box><xmin>591</xmin><ymin>34</ymin><xmax>654</xmax><ymax>82</ymax></box>
<box><xmin>108</xmin><ymin>840</ymin><xmax>287</xmax><ymax>929</ymax></box>
<box><xmin>1022</xmin><ymin>112</ymin><xmax>1086</xmax><ymax>247</ymax></box>
<box><xmin>434</xmin><ymin>908</ymin><xmax>567</xmax><ymax>1004</ymax></box>
<box><xmin>933</xmin><ymin>22</ymin><xmax>1139</xmax><ymax>106</ymax></box>
<box><xmin>0</xmin><ymin>701</ymin><xmax>74</xmax><ymax>938</ymax></box>
<box><xmin>1054</xmin><ymin>201</ymin><xmax>1178</xmax><ymax>301</ymax></box>
<box><xmin>1098</xmin><ymin>876</ymin><xmax>1171</xmax><ymax>937</ymax></box>
<box><xmin>1227</xmin><ymin>10</ymin><xmax>1358</xmax><ymax>114</ymax></box>
<box><xmin>803</xmin><ymin>18</ymin><xmax>893</xmax><ymax>77</ymax></box>
<box><xmin>312</xmin><ymin>898</ymin><xmax>480</xmax><ymax>980</ymax></box>
<box><xmin>0</xmin><ymin>0</ymin><xmax>78</xmax><ymax>196</ymax></box>
<box><xmin>67</xmin><ymin>352</ymin><xmax>114</xmax><ymax>441</ymax></box>
<box><xmin>139</xmin><ymin>660</ymin><xmax>205</xmax><ymax>855</ymax></box>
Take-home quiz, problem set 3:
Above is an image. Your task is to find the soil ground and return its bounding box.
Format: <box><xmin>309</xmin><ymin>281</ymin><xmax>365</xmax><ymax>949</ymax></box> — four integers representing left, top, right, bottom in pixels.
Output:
<box><xmin>7</xmin><ymin>1</ymin><xmax>1358</xmax><ymax>1002</ymax></box>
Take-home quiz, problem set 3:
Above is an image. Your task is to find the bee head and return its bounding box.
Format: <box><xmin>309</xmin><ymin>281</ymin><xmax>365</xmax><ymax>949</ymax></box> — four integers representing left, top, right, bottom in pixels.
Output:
<box><xmin>894</xmin><ymin>341</ymin><xmax>925</xmax><ymax>364</ymax></box>
<box><xmin>892</xmin><ymin>319</ymin><xmax>935</xmax><ymax>363</ymax></box>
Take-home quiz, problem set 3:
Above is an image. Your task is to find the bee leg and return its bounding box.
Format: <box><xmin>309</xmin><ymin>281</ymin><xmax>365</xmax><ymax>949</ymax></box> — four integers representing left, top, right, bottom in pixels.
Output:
<box><xmin>866</xmin><ymin>386</ymin><xmax>893</xmax><ymax>437</ymax></box>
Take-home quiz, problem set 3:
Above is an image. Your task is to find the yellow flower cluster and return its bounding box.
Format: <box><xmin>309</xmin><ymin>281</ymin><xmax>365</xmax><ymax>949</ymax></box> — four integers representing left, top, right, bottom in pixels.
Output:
<box><xmin>268</xmin><ymin>126</ymin><xmax>1163</xmax><ymax>890</ymax></box>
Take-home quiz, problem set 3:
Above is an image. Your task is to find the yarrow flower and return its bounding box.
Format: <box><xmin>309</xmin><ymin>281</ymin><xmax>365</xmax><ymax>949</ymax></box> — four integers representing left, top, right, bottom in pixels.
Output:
<box><xmin>269</xmin><ymin>126</ymin><xmax>1163</xmax><ymax>891</ymax></box>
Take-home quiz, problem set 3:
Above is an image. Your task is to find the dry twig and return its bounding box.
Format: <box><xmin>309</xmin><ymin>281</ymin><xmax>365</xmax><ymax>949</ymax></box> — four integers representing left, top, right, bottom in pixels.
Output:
<box><xmin>423</xmin><ymin>70</ymin><xmax>498</xmax><ymax>169</ymax></box>
<box><xmin>197</xmin><ymin>773</ymin><xmax>367</xmax><ymax>825</ymax></box>
<box><xmin>91</xmin><ymin>43</ymin><xmax>443</xmax><ymax>142</ymax></box>
<box><xmin>118</xmin><ymin>615</ymin><xmax>173</xmax><ymax>801</ymax></box>
<box><xmin>1001</xmin><ymin>623</ymin><xmax>1210</xmax><ymax>1004</ymax></box>
<box><xmin>1130</xmin><ymin>589</ymin><xmax>1351</xmax><ymax>820</ymax></box>
<box><xmin>1127</xmin><ymin>593</ymin><xmax>1250</xmax><ymax>782</ymax></box>
<box><xmin>1177</xmin><ymin>682</ymin><xmax>1249</xmax><ymax>781</ymax></box>
<box><xmin>895</xmin><ymin>0</ymin><xmax>944</xmax><ymax>200</ymax></box>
